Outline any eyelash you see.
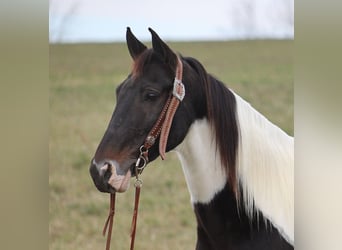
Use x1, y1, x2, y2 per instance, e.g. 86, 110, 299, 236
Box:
144, 91, 160, 101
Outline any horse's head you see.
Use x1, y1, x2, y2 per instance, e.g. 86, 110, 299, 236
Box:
89, 28, 206, 193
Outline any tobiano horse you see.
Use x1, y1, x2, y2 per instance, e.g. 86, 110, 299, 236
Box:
90, 27, 294, 250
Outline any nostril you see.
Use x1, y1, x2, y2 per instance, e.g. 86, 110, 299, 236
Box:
100, 162, 112, 171
99, 162, 112, 177
104, 161, 112, 168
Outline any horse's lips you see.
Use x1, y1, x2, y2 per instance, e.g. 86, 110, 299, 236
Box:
107, 167, 131, 193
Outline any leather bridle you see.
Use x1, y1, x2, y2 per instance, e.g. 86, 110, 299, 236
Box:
102, 55, 185, 250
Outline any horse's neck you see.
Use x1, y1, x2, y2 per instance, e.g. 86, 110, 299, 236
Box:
191, 183, 293, 250
175, 93, 294, 245
175, 118, 227, 204
234, 93, 294, 244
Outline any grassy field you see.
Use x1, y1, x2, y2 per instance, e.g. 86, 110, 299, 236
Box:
49, 40, 293, 250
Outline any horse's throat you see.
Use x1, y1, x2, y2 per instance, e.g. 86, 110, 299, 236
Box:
175, 118, 227, 204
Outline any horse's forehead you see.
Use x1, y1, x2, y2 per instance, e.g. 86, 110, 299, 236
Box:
119, 74, 156, 93
122, 72, 170, 93
133, 59, 173, 79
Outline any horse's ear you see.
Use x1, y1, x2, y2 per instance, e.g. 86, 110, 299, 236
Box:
148, 27, 177, 71
126, 27, 147, 60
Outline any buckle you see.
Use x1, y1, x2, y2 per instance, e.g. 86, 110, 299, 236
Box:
172, 78, 185, 101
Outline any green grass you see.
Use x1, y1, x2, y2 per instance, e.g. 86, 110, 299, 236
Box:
49, 40, 293, 250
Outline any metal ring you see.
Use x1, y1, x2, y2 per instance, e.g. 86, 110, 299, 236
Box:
139, 145, 148, 154
135, 156, 147, 170
134, 179, 143, 188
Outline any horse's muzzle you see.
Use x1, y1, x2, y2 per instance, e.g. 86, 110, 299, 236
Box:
89, 159, 131, 193
89, 159, 114, 193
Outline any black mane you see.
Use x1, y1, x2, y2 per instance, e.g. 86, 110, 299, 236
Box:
184, 57, 239, 192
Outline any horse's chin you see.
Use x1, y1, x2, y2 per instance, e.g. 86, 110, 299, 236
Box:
108, 168, 132, 193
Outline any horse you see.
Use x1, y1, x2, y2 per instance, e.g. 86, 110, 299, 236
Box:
89, 27, 294, 250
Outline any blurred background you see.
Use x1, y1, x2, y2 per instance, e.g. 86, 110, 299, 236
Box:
49, 1, 293, 249
49, 0, 293, 43
4, 1, 342, 250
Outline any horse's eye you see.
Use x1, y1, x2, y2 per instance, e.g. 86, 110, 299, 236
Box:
144, 91, 160, 101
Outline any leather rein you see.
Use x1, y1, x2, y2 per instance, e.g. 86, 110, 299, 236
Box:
102, 56, 185, 250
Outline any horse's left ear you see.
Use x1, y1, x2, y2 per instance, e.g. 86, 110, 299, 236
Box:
148, 27, 177, 71
126, 27, 147, 60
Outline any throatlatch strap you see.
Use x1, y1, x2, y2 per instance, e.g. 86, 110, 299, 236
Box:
159, 57, 184, 159
159, 97, 181, 159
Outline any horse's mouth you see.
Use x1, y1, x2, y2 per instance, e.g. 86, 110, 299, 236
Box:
102, 164, 132, 193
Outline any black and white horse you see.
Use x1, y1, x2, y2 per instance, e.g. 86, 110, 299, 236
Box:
90, 28, 294, 250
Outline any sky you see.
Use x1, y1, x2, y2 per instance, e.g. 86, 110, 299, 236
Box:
49, 0, 294, 43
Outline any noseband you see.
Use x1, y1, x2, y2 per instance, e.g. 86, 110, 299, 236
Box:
102, 56, 185, 250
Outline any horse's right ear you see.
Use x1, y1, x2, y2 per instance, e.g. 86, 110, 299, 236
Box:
126, 27, 147, 60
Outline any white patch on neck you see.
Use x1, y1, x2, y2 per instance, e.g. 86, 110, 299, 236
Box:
174, 93, 294, 245
234, 93, 294, 244
174, 119, 227, 204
